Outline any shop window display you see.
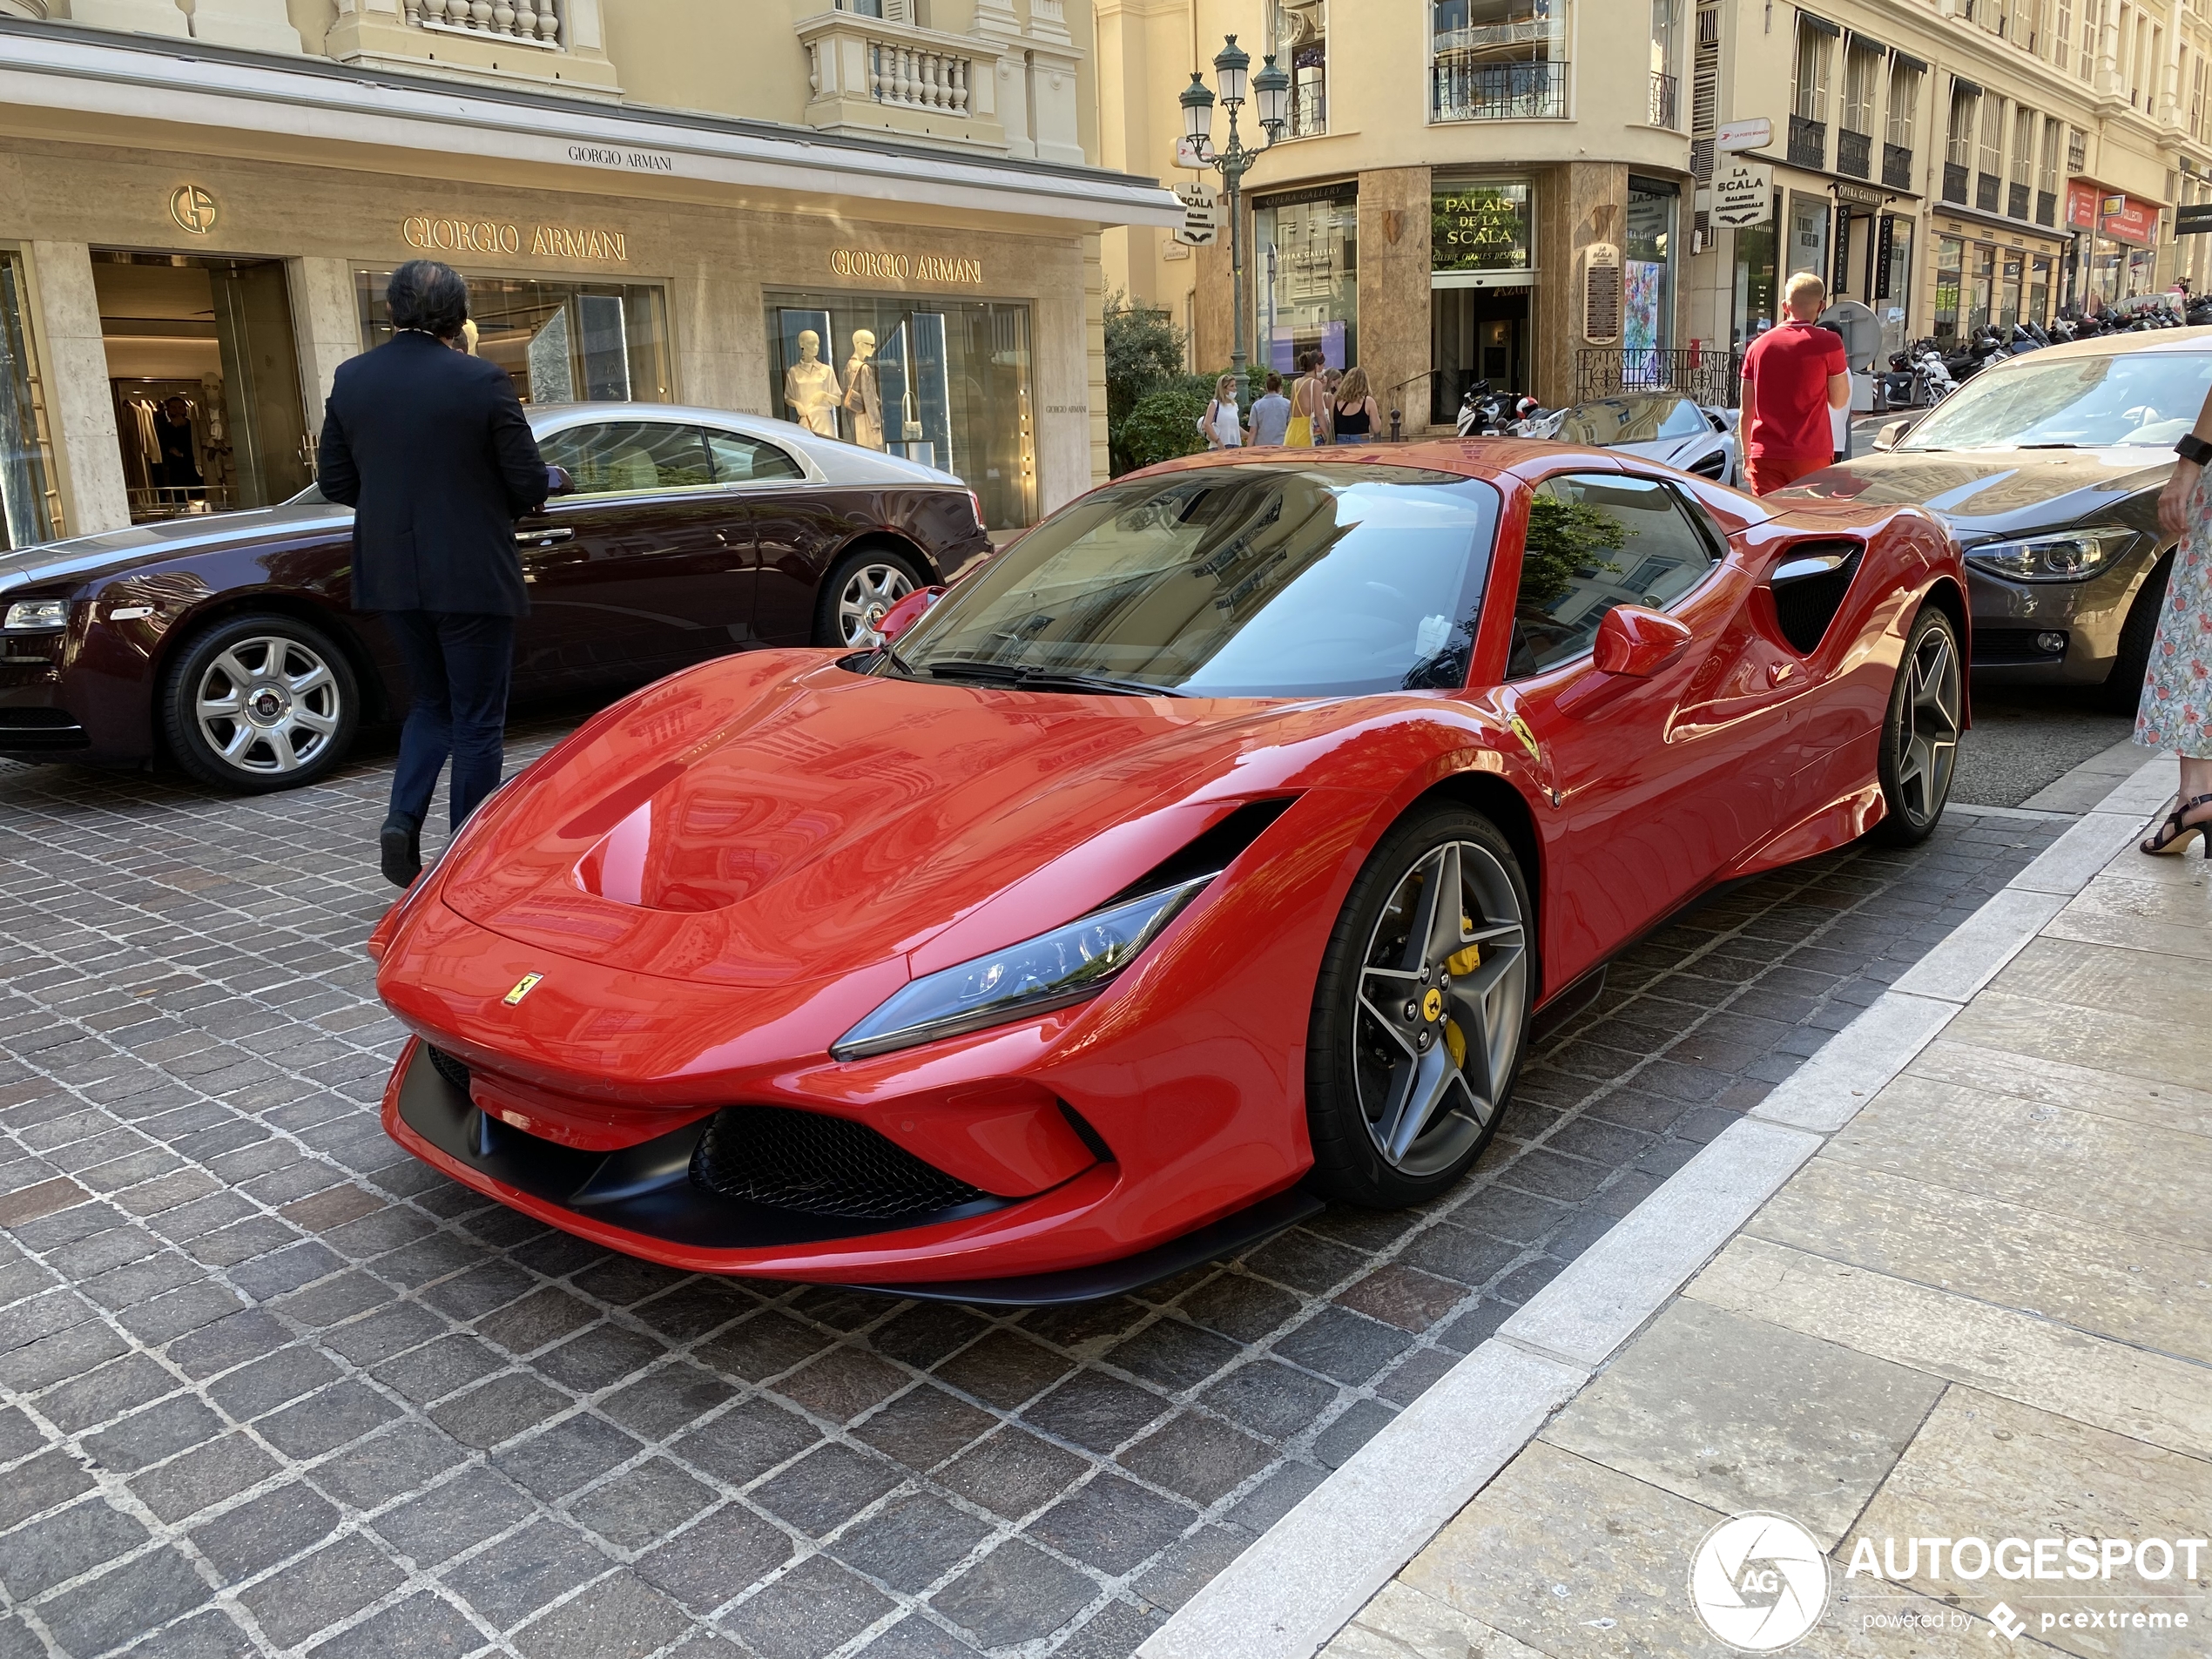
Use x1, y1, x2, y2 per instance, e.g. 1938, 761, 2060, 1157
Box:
767, 293, 1035, 529
1624, 178, 1678, 378
1932, 235, 1964, 347
1256, 185, 1358, 374
355, 272, 672, 405
1732, 216, 1778, 347
0, 249, 60, 549
98, 251, 308, 524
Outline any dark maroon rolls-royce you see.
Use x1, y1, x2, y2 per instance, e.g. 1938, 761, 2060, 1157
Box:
0, 404, 989, 791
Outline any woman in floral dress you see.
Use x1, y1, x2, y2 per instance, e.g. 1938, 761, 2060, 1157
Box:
2141, 428, 2212, 854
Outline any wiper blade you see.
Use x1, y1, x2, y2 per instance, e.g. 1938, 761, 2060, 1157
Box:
2014, 442, 2080, 448
923, 661, 1188, 698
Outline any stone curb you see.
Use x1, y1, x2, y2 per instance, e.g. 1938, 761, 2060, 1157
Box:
1136, 752, 2170, 1659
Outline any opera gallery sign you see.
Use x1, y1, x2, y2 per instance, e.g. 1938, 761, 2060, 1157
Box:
1711, 160, 1774, 229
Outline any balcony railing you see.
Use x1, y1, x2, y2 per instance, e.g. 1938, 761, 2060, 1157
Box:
1288, 91, 1326, 138
1942, 159, 1969, 202
2036, 188, 2058, 226
1976, 171, 2001, 212
407, 0, 563, 46
1837, 128, 1871, 179
1649, 71, 1677, 129
1788, 114, 1826, 169
865, 42, 972, 112
1883, 142, 1913, 190
2007, 180, 2030, 219
1433, 60, 1568, 123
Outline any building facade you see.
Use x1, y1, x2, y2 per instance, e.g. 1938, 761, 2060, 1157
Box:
1097, 0, 2212, 437
0, 2, 1178, 550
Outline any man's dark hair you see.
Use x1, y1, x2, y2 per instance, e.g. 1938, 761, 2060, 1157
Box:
387, 260, 469, 340
1264, 372, 1283, 391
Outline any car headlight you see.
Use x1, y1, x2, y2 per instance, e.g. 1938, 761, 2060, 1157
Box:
3, 598, 67, 631
833, 876, 1211, 1061
1963, 528, 2139, 583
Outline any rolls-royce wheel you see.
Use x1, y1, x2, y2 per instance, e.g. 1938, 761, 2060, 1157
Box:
1305, 806, 1533, 1209
160, 612, 360, 792
816, 548, 927, 649
1871, 605, 1962, 846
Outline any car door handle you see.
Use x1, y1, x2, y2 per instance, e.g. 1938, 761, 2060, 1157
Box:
516, 528, 574, 545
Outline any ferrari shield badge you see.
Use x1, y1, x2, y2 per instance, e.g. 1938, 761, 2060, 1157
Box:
502, 973, 543, 1007
1507, 714, 1541, 764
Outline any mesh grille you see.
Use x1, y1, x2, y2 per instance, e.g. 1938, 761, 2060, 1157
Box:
427, 1047, 473, 1093
1771, 544, 1864, 655
690, 1106, 992, 1221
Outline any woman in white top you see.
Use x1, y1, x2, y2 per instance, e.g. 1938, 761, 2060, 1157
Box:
1200, 375, 1244, 448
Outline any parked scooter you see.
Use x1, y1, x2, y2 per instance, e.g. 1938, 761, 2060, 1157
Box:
1455, 380, 1513, 437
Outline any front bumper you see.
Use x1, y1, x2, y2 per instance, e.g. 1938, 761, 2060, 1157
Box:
381, 1038, 1314, 1300
1964, 551, 2151, 685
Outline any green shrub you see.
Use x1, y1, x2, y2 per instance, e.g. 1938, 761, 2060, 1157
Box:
1119, 374, 1222, 472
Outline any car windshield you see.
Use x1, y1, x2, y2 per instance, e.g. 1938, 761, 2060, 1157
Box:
1551, 396, 1714, 444
1899, 347, 2212, 450
885, 464, 1499, 698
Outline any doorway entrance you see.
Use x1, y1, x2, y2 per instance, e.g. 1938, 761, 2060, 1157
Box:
1432, 286, 1531, 424
94, 252, 308, 524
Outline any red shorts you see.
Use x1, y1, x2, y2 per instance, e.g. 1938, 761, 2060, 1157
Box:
1744, 454, 1832, 496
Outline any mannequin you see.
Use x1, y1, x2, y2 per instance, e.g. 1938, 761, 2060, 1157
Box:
843, 329, 885, 449
783, 330, 844, 437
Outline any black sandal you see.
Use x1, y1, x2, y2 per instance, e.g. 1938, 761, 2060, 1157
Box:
2141, 792, 2212, 858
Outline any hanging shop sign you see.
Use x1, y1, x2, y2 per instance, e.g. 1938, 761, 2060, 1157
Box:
827, 248, 986, 284
1716, 118, 1773, 153
2175, 203, 2212, 237
1710, 161, 1773, 228
401, 217, 631, 261
1172, 184, 1223, 247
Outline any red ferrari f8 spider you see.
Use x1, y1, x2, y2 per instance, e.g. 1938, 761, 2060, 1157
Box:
370, 442, 1966, 1302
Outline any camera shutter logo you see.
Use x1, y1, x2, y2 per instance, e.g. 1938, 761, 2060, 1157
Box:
1689, 1513, 1830, 1651
170, 185, 218, 237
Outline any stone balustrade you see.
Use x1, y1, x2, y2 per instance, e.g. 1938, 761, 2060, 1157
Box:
406, 0, 562, 48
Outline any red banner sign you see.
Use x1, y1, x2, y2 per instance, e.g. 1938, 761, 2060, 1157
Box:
2102, 195, 2161, 246
2067, 181, 2099, 229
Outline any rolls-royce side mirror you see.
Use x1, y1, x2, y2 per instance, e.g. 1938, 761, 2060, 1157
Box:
545, 465, 576, 496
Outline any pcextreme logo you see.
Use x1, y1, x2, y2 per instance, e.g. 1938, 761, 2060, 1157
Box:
1689, 1513, 1830, 1651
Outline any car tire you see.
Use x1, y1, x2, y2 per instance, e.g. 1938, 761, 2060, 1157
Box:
1305, 805, 1534, 1209
160, 612, 361, 793
2098, 550, 2171, 715
815, 547, 927, 649
1870, 605, 1963, 846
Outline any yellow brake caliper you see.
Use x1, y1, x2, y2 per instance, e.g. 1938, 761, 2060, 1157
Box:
1444, 916, 1478, 1068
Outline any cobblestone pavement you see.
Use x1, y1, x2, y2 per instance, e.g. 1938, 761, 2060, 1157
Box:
0, 732, 2063, 1659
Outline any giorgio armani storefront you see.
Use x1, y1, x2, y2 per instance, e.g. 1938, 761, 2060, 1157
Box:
0, 26, 1177, 547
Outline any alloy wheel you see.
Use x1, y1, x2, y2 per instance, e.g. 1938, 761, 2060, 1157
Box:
1353, 840, 1529, 1177
836, 563, 916, 647
192, 634, 344, 778
1894, 624, 1961, 824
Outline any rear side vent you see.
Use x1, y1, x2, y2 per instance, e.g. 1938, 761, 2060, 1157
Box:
1769, 541, 1864, 656
690, 1106, 994, 1221
1104, 797, 1298, 907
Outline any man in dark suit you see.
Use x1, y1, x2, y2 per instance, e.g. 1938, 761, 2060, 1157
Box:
317, 260, 549, 887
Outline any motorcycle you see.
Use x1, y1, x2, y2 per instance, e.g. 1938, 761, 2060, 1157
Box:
1455, 380, 1513, 438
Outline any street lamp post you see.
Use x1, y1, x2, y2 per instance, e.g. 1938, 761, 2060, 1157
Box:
1181, 36, 1290, 419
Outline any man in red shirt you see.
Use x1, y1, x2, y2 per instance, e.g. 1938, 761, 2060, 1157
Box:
1739, 273, 1851, 496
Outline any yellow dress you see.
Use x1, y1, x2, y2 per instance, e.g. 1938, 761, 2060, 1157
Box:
1285, 414, 1313, 448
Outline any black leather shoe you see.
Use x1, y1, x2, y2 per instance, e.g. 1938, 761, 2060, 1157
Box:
379, 814, 421, 888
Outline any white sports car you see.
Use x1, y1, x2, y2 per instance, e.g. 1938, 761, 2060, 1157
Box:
1527, 393, 1740, 488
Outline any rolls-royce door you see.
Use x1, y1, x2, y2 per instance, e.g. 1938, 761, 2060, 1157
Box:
701, 429, 806, 649
519, 421, 753, 688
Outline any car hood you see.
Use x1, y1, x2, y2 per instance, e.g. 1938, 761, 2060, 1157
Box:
434, 652, 1444, 990
0, 501, 351, 595
1773, 447, 2172, 537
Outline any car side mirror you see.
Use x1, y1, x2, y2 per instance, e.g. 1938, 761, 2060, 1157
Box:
545, 465, 575, 496
1593, 605, 1694, 678
875, 584, 948, 646
1870, 418, 1916, 452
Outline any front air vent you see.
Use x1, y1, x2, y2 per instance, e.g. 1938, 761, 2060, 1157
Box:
427, 1047, 473, 1093
1103, 797, 1298, 908
690, 1106, 995, 1221
1769, 541, 1864, 656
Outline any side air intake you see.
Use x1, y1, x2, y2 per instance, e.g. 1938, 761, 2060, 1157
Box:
1769, 541, 1864, 656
